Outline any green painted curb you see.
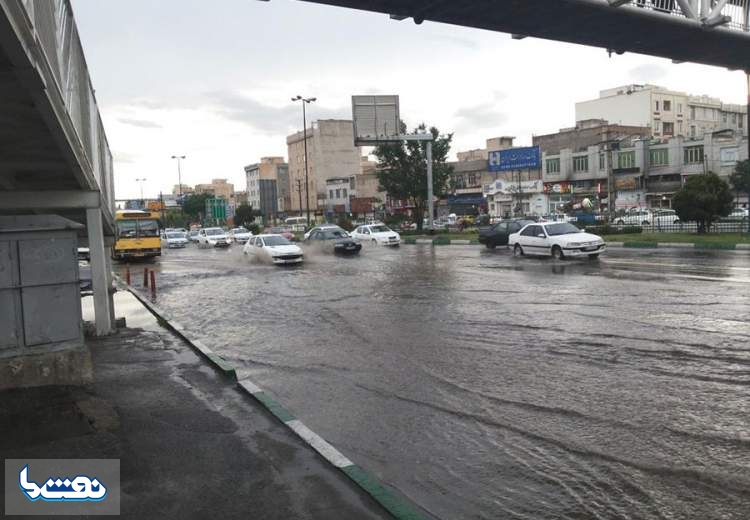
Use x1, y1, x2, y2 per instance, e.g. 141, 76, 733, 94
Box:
206, 353, 237, 378
253, 391, 296, 423
342, 465, 427, 520
694, 242, 737, 250
623, 241, 659, 248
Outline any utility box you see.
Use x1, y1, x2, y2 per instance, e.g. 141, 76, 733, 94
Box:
0, 215, 92, 389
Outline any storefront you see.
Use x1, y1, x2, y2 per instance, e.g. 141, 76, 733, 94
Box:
485, 179, 546, 218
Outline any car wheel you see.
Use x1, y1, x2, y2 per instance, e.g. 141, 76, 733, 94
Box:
588, 253, 599, 260
513, 244, 523, 257
551, 245, 564, 260
486, 242, 496, 249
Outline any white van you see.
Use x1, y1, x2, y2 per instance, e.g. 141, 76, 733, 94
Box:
284, 216, 308, 232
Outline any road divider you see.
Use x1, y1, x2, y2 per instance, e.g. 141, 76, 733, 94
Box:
113, 273, 428, 520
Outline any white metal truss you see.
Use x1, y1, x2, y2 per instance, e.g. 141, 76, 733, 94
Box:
608, 0, 749, 31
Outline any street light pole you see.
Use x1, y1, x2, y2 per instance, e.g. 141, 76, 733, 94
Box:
171, 155, 186, 210
136, 178, 146, 205
292, 96, 316, 226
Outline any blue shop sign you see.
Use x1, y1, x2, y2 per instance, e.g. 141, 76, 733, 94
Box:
488, 146, 541, 172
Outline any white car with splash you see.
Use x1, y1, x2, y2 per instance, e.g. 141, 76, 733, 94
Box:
243, 234, 304, 265
350, 223, 401, 246
197, 227, 231, 248
509, 222, 606, 260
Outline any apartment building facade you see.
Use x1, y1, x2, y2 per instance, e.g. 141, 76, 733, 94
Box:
286, 120, 361, 214
575, 84, 746, 140
244, 157, 287, 222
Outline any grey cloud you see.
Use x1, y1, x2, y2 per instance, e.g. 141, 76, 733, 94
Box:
118, 117, 162, 128
113, 151, 137, 163
454, 99, 507, 130
426, 34, 478, 50
207, 91, 349, 134
629, 63, 667, 81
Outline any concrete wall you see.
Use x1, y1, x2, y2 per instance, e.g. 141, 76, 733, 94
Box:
575, 89, 652, 127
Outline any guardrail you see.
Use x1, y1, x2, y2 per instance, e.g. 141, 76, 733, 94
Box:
16, 0, 115, 215
588, 220, 749, 233
620, 0, 749, 32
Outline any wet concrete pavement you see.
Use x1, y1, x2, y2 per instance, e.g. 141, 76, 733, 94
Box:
2, 291, 392, 520
119, 243, 750, 519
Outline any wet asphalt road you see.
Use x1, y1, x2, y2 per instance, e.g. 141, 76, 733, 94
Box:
117, 243, 750, 520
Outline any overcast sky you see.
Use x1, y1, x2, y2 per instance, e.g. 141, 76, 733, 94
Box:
72, 0, 748, 200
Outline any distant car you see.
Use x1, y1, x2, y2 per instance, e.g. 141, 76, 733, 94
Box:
478, 219, 535, 249
187, 229, 201, 243
509, 222, 606, 260
229, 227, 253, 244
197, 227, 231, 248
162, 231, 189, 248
304, 225, 361, 255
243, 234, 303, 265
79, 260, 92, 294
265, 226, 295, 241
722, 208, 749, 221
616, 208, 680, 226
350, 224, 400, 246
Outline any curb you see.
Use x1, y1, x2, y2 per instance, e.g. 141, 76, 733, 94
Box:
114, 275, 428, 520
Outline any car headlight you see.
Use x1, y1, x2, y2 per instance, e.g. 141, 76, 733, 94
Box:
568, 242, 581, 247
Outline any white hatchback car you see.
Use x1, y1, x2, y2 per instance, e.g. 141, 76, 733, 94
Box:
197, 227, 231, 248
509, 222, 606, 260
243, 234, 303, 265
229, 227, 253, 244
350, 224, 401, 246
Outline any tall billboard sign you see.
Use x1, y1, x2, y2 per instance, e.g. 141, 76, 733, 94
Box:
488, 146, 541, 172
352, 95, 400, 146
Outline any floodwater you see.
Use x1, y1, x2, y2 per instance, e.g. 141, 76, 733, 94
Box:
116, 243, 750, 519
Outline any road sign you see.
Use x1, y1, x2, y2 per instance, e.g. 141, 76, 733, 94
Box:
352, 95, 400, 146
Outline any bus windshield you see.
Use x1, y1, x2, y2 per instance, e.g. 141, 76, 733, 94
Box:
117, 219, 159, 238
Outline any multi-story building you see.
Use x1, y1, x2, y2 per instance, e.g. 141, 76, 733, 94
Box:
533, 119, 650, 155
541, 129, 748, 211
194, 179, 234, 200
172, 184, 194, 196
286, 120, 361, 214
575, 85, 746, 140
244, 157, 287, 223
325, 177, 355, 213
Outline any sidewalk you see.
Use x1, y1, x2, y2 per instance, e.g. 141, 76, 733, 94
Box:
0, 293, 392, 519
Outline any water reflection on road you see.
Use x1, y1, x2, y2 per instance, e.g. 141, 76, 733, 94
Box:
117, 244, 750, 520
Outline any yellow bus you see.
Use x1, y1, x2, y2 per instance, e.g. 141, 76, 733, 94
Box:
112, 209, 162, 260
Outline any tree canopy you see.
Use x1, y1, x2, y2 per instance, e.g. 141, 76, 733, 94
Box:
730, 159, 750, 197
372, 123, 453, 231
233, 203, 257, 227
672, 172, 733, 233
181, 193, 212, 222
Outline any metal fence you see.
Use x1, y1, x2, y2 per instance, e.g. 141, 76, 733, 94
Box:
621, 0, 749, 31
17, 0, 115, 215
601, 220, 750, 233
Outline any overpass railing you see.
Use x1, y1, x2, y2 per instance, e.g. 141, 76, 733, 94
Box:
616, 0, 749, 31
17, 0, 115, 216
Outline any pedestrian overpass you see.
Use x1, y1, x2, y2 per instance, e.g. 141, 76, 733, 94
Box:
297, 0, 750, 71
0, 0, 115, 339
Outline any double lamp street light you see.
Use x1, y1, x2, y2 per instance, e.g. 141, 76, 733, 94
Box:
292, 95, 315, 226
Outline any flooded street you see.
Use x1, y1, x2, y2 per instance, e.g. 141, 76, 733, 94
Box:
117, 244, 750, 519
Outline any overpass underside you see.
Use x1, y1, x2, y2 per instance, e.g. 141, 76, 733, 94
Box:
300, 0, 750, 71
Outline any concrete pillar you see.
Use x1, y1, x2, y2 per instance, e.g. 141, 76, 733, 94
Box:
103, 238, 116, 328
86, 208, 113, 336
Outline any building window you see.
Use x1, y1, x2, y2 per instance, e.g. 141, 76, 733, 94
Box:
618, 151, 635, 169
342, 188, 347, 198
664, 100, 671, 111
599, 153, 605, 171
649, 148, 669, 166
678, 103, 682, 113
468, 173, 477, 185
732, 113, 737, 124
662, 122, 674, 135
723, 112, 728, 123
329, 190, 334, 199
335, 189, 341, 199
572, 155, 588, 173
690, 125, 696, 138
739, 116, 743, 129
690, 106, 696, 119
684, 146, 704, 164
655, 100, 660, 111
654, 120, 660, 133
350, 177, 355, 189
546, 158, 560, 174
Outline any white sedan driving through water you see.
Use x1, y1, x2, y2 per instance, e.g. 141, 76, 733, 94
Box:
509, 222, 606, 260
350, 223, 401, 246
243, 234, 304, 265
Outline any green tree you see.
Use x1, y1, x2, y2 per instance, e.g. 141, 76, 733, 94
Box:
181, 193, 212, 222
373, 123, 453, 232
672, 172, 733, 233
234, 203, 257, 227
729, 159, 750, 201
